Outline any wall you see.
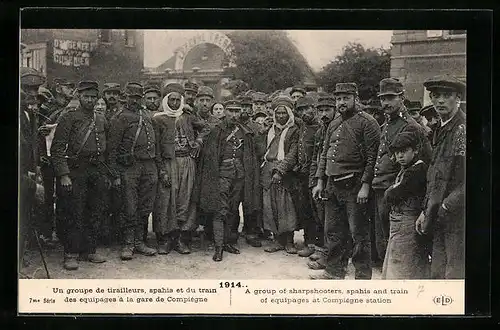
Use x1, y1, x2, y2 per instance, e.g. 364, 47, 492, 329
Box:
21, 29, 144, 89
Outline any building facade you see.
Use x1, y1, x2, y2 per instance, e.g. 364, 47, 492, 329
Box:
390, 30, 466, 109
20, 29, 144, 89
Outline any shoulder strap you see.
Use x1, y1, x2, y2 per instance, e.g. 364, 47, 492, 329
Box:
75, 111, 96, 157
130, 110, 143, 157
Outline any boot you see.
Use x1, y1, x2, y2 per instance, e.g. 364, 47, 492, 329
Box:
134, 226, 157, 256
175, 238, 191, 254
63, 253, 79, 270
246, 234, 262, 247
298, 245, 315, 257
223, 243, 240, 254
309, 271, 341, 280
285, 243, 298, 254
121, 228, 135, 260
309, 251, 323, 261
307, 259, 326, 270
120, 245, 134, 260
79, 252, 107, 263
156, 233, 172, 255
264, 240, 284, 253
213, 246, 223, 262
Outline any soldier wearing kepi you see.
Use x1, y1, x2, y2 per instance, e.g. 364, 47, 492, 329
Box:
143, 81, 162, 116
194, 99, 261, 262
252, 92, 268, 115
102, 83, 121, 121
108, 82, 158, 260
371, 78, 432, 269
311, 83, 381, 280
416, 75, 466, 279
291, 95, 320, 257
307, 95, 337, 270
50, 81, 110, 270
183, 80, 199, 113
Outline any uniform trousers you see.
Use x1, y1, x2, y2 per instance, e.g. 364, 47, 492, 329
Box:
120, 159, 158, 245
61, 161, 107, 255
324, 174, 372, 279
373, 188, 390, 265
292, 173, 320, 246
39, 162, 56, 238
213, 177, 244, 247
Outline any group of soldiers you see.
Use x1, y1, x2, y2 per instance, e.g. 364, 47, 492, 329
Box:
19, 66, 465, 280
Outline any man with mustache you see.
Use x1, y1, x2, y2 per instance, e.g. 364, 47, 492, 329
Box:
311, 83, 381, 280
371, 78, 432, 270
102, 83, 121, 122
307, 94, 337, 270
108, 82, 158, 260
416, 75, 466, 279
184, 81, 199, 114
143, 81, 162, 115
291, 95, 321, 258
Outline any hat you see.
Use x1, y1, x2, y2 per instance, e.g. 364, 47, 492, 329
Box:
296, 95, 315, 108
420, 104, 438, 118
124, 82, 143, 97
197, 86, 214, 98
102, 83, 121, 93
184, 81, 199, 93
252, 92, 267, 103
316, 98, 336, 108
271, 94, 294, 110
224, 99, 242, 110
38, 86, 54, 101
389, 131, 418, 153
423, 75, 466, 95
239, 95, 253, 106
53, 78, 75, 88
377, 78, 404, 97
20, 67, 46, 87
143, 81, 161, 95
333, 83, 358, 95
76, 80, 99, 92
161, 83, 184, 97
406, 100, 422, 112
290, 86, 306, 95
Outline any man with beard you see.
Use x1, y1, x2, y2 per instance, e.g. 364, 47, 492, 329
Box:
252, 92, 268, 115
416, 75, 466, 279
291, 95, 321, 257
143, 82, 162, 115
371, 78, 432, 269
194, 99, 261, 262
108, 82, 158, 260
184, 81, 199, 113
153, 83, 201, 255
306, 95, 337, 270
50, 81, 110, 270
102, 83, 121, 121
311, 83, 381, 280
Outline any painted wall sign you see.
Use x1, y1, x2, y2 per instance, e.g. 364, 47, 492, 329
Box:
53, 39, 98, 67
174, 32, 235, 71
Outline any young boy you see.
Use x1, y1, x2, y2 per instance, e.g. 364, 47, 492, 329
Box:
382, 132, 430, 279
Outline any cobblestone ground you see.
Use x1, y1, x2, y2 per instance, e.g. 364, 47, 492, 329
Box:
20, 226, 382, 280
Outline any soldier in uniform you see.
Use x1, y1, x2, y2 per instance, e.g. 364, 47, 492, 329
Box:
420, 104, 440, 141
307, 95, 337, 270
50, 81, 110, 270
252, 92, 268, 115
407, 100, 432, 139
290, 86, 307, 104
101, 83, 121, 121
184, 81, 199, 112
311, 83, 381, 280
194, 99, 261, 261
416, 75, 466, 279
291, 95, 321, 257
107, 82, 158, 260
143, 82, 162, 116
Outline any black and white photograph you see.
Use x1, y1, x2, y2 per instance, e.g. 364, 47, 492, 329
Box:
18, 27, 467, 284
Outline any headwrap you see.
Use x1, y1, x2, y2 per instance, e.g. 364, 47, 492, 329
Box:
265, 105, 295, 161
155, 92, 185, 118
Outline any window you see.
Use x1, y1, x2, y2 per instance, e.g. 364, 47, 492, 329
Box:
426, 30, 443, 38
124, 30, 136, 47
100, 29, 111, 43
449, 30, 466, 35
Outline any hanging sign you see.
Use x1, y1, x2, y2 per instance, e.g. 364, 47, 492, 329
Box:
53, 39, 98, 67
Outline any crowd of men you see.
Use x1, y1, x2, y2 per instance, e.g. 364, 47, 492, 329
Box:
19, 66, 465, 280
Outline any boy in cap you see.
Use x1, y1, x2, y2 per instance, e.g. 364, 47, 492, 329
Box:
107, 82, 158, 260
371, 78, 432, 270
311, 82, 381, 280
382, 131, 430, 279
50, 81, 110, 270
416, 75, 466, 279
194, 99, 261, 262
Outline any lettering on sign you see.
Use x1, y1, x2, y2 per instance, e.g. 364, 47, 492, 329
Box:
53, 39, 98, 67
176, 32, 233, 60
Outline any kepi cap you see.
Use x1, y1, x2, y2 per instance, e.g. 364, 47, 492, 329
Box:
197, 86, 214, 98
296, 95, 315, 108
102, 83, 121, 93
252, 92, 267, 103
124, 82, 143, 97
224, 99, 242, 110
20, 67, 46, 87
377, 78, 404, 97
77, 80, 99, 92
184, 81, 199, 93
143, 81, 161, 95
333, 83, 358, 95
406, 100, 422, 112
53, 78, 75, 88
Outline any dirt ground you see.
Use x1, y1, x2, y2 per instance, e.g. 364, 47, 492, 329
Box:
20, 222, 382, 280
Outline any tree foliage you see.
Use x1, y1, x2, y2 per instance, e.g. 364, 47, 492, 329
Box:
224, 31, 313, 94
317, 42, 391, 101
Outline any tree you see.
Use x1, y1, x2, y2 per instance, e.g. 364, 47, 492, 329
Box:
224, 31, 314, 93
317, 42, 391, 101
